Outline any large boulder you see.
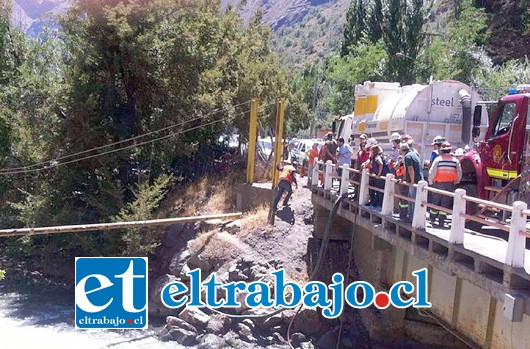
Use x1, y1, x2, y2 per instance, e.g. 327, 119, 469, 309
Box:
291, 332, 308, 348
300, 342, 315, 349
236, 322, 256, 343
316, 329, 339, 349
149, 274, 184, 317
205, 314, 230, 334
179, 307, 210, 330
253, 310, 283, 331
168, 328, 198, 346
169, 249, 190, 275
197, 333, 227, 349
224, 219, 242, 234
166, 316, 197, 333
282, 307, 325, 336
188, 253, 212, 273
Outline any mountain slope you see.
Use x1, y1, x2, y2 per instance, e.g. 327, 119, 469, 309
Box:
221, 0, 350, 67
11, 0, 530, 67
11, 0, 69, 36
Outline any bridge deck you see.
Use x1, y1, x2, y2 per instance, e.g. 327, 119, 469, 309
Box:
312, 184, 530, 295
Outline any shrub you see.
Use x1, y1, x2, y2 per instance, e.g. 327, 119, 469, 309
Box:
113, 174, 174, 256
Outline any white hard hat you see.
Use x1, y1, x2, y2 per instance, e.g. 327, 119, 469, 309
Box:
390, 132, 401, 142
366, 137, 378, 148
454, 148, 464, 157
432, 135, 445, 145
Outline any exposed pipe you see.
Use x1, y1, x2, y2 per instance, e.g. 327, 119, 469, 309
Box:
459, 89, 472, 144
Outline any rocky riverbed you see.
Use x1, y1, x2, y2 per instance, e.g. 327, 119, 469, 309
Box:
0, 180, 377, 349
147, 181, 372, 348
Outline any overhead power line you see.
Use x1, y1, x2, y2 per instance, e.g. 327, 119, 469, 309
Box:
0, 112, 239, 175
0, 99, 252, 174
0, 103, 274, 175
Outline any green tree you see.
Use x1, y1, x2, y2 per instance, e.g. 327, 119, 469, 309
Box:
341, 0, 366, 57
366, 0, 384, 43
1, 0, 298, 274
383, 0, 430, 84
422, 0, 488, 84
341, 0, 430, 84
474, 59, 530, 100
325, 41, 388, 115
113, 174, 173, 256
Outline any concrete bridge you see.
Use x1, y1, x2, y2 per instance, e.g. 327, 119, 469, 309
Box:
311, 161, 530, 349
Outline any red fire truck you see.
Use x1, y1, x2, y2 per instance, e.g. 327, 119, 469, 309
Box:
461, 84, 530, 206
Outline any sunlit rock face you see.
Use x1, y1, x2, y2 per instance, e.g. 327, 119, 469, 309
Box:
12, 0, 70, 36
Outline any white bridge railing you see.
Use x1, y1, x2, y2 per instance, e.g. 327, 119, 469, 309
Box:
313, 160, 529, 269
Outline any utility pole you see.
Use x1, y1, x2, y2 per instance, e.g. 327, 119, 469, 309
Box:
309, 68, 322, 138
421, 31, 443, 68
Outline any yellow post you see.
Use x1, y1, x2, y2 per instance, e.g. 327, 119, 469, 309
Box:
246, 98, 259, 184
269, 99, 286, 224
272, 99, 286, 189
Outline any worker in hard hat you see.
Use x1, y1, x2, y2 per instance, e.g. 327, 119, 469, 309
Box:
428, 142, 462, 228
273, 160, 298, 211
361, 137, 377, 169
399, 142, 423, 222
454, 147, 464, 159
429, 135, 446, 168
401, 134, 420, 156
394, 154, 407, 219
389, 132, 401, 174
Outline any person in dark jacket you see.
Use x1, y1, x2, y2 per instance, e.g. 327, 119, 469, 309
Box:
399, 142, 423, 222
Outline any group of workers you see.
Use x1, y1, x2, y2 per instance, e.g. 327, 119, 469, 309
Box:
273, 131, 464, 228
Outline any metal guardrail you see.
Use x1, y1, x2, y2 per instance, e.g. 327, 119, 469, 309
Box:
312, 160, 530, 269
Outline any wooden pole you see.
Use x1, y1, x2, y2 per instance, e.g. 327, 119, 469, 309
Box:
268, 99, 286, 225
0, 212, 242, 238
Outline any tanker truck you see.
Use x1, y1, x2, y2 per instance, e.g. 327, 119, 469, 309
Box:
338, 80, 530, 209
339, 80, 488, 163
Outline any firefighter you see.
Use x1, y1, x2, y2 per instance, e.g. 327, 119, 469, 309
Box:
273, 161, 298, 211
429, 135, 445, 168
428, 142, 462, 227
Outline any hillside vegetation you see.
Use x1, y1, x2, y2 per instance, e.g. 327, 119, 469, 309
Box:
0, 0, 307, 273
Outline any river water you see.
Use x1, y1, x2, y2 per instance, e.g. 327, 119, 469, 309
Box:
0, 290, 180, 349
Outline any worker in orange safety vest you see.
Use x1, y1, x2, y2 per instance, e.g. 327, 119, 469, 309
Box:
427, 142, 462, 227
273, 161, 298, 211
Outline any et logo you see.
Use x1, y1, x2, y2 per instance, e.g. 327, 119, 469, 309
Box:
75, 257, 148, 329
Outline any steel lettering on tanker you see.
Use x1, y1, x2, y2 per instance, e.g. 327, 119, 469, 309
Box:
432, 97, 455, 107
